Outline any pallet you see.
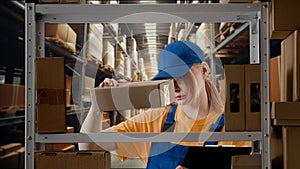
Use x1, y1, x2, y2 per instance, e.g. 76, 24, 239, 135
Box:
46, 37, 76, 54
0, 106, 25, 117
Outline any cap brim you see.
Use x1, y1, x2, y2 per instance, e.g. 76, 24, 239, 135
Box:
152, 63, 192, 80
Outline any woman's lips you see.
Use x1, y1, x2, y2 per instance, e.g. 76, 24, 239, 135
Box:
175, 95, 185, 100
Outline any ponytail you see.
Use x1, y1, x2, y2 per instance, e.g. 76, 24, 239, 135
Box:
205, 78, 224, 115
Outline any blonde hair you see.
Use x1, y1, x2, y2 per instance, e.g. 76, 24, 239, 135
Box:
195, 62, 224, 115
205, 78, 224, 115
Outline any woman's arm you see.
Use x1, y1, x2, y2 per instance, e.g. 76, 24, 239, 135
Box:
78, 78, 122, 150
78, 101, 117, 150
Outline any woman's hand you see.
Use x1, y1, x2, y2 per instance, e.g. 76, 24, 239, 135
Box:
175, 165, 188, 169
99, 78, 128, 87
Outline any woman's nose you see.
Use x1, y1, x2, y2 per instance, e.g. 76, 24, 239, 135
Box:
174, 80, 180, 93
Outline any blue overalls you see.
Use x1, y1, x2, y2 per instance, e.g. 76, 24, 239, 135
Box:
146, 104, 224, 169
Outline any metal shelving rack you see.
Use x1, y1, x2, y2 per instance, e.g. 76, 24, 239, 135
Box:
25, 2, 270, 168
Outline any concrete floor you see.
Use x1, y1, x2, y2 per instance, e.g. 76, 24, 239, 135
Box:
110, 151, 146, 169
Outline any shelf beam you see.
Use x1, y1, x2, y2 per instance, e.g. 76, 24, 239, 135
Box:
0, 115, 24, 127
36, 132, 262, 143
36, 3, 260, 23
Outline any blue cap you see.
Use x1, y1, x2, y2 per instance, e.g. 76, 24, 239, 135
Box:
152, 40, 205, 80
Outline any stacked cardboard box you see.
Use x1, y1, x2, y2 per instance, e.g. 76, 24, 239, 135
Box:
35, 151, 110, 169
224, 64, 261, 131
196, 23, 210, 55
0, 84, 25, 113
280, 31, 300, 102
45, 127, 75, 151
66, 76, 72, 106
269, 29, 300, 169
91, 80, 175, 111
45, 24, 77, 53
282, 127, 300, 169
271, 102, 300, 126
270, 56, 280, 102
115, 51, 124, 76
36, 57, 66, 133
270, 0, 300, 39
87, 24, 104, 61
271, 102, 300, 169
103, 40, 115, 69
231, 154, 261, 169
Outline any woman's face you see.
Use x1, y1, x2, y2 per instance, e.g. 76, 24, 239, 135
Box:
174, 63, 206, 105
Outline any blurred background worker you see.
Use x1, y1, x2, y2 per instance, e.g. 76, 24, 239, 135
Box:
79, 40, 250, 169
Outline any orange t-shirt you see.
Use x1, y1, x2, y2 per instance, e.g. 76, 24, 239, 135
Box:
108, 105, 250, 164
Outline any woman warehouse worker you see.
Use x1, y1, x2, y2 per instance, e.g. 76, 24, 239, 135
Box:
79, 40, 250, 169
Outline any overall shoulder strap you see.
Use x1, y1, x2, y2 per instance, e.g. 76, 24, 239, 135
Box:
163, 103, 178, 132
204, 113, 224, 146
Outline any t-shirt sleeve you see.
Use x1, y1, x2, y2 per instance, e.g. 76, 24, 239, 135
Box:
106, 107, 168, 164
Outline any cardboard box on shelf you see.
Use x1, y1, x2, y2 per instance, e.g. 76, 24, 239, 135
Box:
66, 76, 72, 91
282, 127, 300, 169
231, 154, 261, 169
290, 31, 300, 101
270, 126, 283, 169
103, 40, 115, 69
245, 64, 261, 131
91, 80, 175, 111
0, 84, 25, 109
270, 0, 300, 39
66, 25, 77, 53
36, 104, 66, 133
270, 56, 281, 102
86, 33, 103, 61
271, 102, 300, 126
45, 24, 68, 42
224, 64, 245, 131
66, 76, 72, 106
66, 89, 71, 106
280, 31, 300, 102
45, 126, 74, 151
45, 24, 77, 53
36, 58, 66, 133
35, 151, 110, 169
84, 76, 95, 102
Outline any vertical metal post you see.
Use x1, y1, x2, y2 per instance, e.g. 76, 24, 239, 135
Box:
261, 2, 271, 169
249, 17, 260, 64
208, 0, 216, 85
209, 22, 216, 85
36, 20, 46, 151
25, 3, 36, 169
37, 21, 45, 58
79, 23, 88, 124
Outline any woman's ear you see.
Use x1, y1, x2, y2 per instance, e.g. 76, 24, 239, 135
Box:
200, 62, 210, 78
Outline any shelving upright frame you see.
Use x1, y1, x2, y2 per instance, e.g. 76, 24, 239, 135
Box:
25, 2, 270, 169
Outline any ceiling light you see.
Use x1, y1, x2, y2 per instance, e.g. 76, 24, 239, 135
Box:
140, 0, 157, 4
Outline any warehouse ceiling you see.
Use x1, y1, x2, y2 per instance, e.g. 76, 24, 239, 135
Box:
1, 1, 282, 82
